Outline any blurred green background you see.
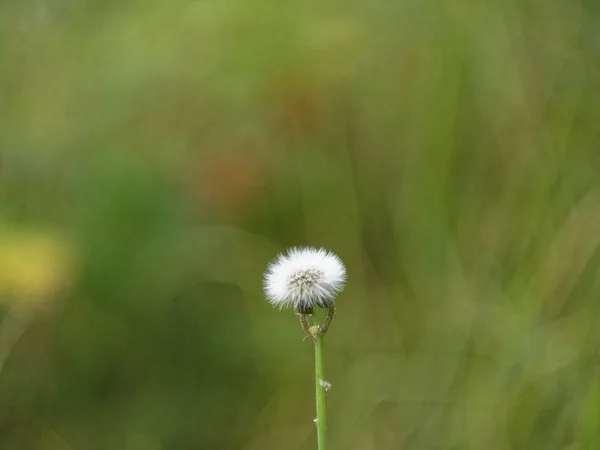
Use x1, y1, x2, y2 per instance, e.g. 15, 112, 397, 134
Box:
1, 0, 600, 448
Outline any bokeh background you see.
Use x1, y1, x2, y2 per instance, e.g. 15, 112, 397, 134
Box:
1, 0, 600, 449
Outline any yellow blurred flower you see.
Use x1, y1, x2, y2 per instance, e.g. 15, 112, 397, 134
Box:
0, 227, 75, 312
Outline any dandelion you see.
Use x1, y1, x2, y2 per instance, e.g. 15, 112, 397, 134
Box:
264, 246, 347, 450
264, 247, 346, 311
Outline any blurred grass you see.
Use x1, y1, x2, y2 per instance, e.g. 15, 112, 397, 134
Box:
1, 0, 600, 448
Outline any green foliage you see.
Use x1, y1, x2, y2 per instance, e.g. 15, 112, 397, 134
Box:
1, 0, 600, 448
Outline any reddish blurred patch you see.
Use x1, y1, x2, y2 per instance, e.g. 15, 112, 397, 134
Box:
269, 75, 328, 136
192, 141, 268, 216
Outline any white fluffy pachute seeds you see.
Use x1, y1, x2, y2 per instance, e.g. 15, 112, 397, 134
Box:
263, 247, 346, 311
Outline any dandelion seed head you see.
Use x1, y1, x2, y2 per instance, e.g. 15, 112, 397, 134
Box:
264, 247, 346, 311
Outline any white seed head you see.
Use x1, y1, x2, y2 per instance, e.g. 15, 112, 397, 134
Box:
264, 247, 346, 311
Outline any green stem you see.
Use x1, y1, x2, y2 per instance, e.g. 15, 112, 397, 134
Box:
315, 332, 327, 450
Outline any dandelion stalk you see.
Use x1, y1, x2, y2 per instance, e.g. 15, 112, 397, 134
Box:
313, 325, 327, 450
264, 248, 346, 450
